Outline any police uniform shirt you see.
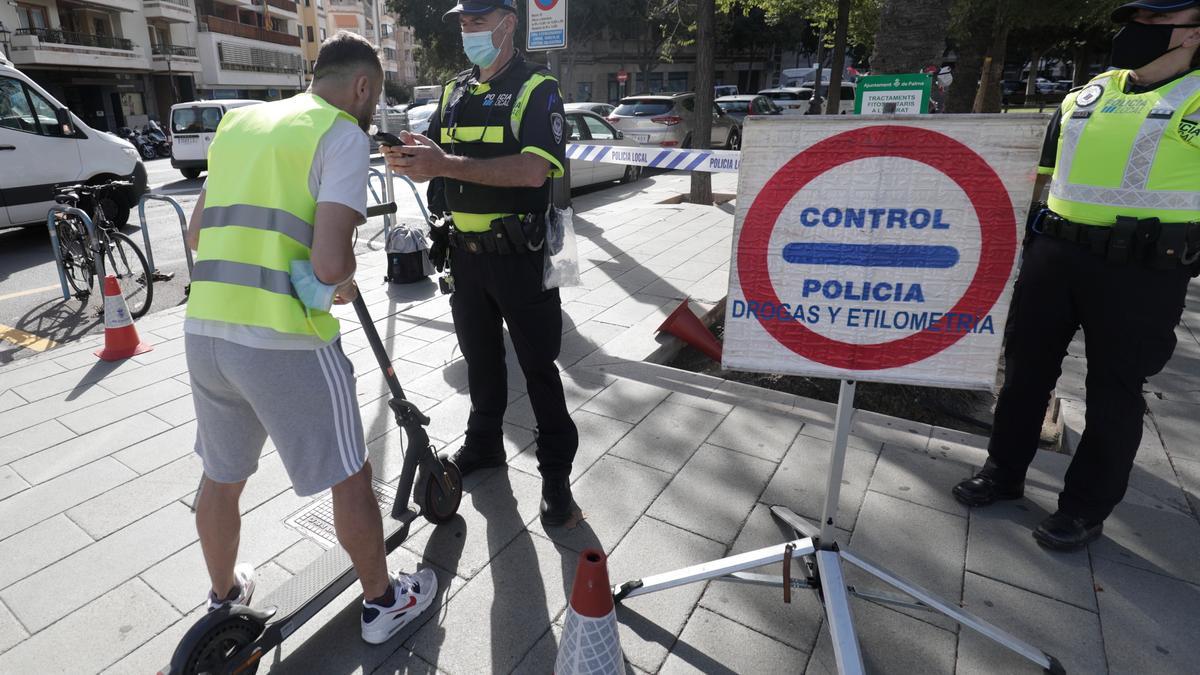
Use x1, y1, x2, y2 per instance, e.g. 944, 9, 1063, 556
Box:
1037, 68, 1200, 176
426, 55, 567, 232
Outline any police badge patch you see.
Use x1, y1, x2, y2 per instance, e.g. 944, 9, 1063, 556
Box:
551, 112, 564, 144
1076, 84, 1103, 107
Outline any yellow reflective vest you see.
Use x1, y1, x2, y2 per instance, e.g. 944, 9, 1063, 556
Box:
1049, 69, 1200, 226
186, 93, 356, 341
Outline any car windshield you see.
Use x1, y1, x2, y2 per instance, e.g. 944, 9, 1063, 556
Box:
613, 99, 675, 116
172, 107, 221, 134
718, 100, 750, 113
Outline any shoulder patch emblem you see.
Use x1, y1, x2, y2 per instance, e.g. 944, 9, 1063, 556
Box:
1076, 84, 1103, 108
551, 112, 564, 144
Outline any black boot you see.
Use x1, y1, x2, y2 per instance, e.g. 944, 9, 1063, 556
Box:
540, 476, 577, 527
446, 443, 506, 478
952, 473, 1024, 507
1033, 511, 1103, 552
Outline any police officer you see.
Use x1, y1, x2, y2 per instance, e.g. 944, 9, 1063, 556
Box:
953, 0, 1200, 551
384, 0, 579, 526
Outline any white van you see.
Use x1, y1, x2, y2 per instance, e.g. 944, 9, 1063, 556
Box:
0, 49, 147, 228
169, 100, 260, 180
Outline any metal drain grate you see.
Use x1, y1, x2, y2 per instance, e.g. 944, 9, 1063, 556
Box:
285, 478, 398, 548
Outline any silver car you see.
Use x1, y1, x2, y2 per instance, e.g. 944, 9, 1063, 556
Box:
566, 101, 615, 118
563, 109, 644, 187
606, 93, 739, 150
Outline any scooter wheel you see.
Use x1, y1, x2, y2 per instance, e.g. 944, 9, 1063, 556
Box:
418, 461, 463, 524
179, 615, 264, 675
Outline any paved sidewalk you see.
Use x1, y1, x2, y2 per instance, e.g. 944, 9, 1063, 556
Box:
1, 171, 1198, 674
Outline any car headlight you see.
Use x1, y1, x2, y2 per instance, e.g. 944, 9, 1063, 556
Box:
122, 147, 139, 161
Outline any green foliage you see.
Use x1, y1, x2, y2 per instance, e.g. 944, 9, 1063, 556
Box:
383, 80, 409, 105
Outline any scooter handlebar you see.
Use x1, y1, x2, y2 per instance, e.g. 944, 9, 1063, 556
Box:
366, 202, 397, 218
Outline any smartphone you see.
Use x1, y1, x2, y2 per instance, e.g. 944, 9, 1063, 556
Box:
374, 131, 405, 147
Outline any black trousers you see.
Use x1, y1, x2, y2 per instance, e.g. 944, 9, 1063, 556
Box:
449, 245, 578, 479
983, 234, 1191, 522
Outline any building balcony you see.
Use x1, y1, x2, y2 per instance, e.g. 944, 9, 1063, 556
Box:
199, 14, 301, 47
197, 29, 305, 88
150, 44, 202, 72
266, 0, 298, 13
143, 0, 195, 23
8, 28, 149, 70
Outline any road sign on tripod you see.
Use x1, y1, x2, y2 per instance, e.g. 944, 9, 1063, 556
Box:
724, 116, 1046, 390
613, 116, 1063, 675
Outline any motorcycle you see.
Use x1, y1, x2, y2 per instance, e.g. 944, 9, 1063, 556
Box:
116, 127, 158, 161
142, 120, 172, 159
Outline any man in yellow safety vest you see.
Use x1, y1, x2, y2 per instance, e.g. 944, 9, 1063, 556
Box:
183, 32, 436, 645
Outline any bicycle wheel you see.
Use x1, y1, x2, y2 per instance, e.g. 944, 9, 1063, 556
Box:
57, 218, 94, 297
101, 230, 153, 318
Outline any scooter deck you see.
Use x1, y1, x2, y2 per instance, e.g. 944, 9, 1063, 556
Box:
257, 508, 419, 642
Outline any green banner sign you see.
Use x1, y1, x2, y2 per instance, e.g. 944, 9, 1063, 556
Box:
854, 74, 932, 115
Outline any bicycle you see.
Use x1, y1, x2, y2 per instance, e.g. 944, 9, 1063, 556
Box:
52, 181, 153, 318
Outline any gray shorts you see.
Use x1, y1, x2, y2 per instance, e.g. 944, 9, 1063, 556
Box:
186, 333, 367, 497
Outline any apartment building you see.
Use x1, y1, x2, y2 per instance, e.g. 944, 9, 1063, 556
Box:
324, 1, 415, 91
193, 0, 304, 101
297, 0, 326, 86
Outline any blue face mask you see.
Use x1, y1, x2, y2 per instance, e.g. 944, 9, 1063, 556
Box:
462, 20, 506, 68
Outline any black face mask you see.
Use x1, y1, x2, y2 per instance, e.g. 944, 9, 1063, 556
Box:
1110, 21, 1200, 70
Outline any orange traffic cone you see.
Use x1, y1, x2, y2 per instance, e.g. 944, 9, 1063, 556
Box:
95, 275, 152, 361
556, 548, 625, 675
658, 298, 722, 362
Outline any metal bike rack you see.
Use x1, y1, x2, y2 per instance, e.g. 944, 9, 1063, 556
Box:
46, 205, 105, 300
138, 194, 189, 280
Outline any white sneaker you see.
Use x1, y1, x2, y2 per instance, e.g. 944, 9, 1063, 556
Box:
361, 569, 438, 644
206, 563, 256, 611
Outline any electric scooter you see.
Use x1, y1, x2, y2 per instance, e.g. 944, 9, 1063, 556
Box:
160, 203, 463, 674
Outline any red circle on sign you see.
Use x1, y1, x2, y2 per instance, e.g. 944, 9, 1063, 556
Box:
737, 125, 1016, 370
533, 0, 558, 9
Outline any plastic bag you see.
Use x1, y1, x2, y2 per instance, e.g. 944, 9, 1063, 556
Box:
543, 206, 580, 289
384, 223, 435, 283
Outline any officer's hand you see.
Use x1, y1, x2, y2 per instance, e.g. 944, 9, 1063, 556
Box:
386, 132, 447, 183
332, 279, 358, 305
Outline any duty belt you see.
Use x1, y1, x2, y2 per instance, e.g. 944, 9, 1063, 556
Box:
1034, 211, 1200, 271
449, 213, 545, 255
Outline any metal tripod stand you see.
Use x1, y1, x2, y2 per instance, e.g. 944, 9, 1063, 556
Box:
612, 380, 1065, 674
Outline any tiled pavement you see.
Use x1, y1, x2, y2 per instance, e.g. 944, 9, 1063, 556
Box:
1, 171, 1198, 674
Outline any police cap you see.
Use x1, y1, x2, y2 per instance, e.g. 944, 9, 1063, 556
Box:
1111, 0, 1200, 23
443, 0, 518, 23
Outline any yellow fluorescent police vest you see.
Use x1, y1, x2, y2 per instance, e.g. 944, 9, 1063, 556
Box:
1049, 69, 1200, 226
186, 93, 356, 341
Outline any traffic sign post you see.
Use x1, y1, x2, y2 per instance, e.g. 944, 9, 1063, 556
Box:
613, 115, 1065, 675
527, 0, 567, 51
854, 73, 933, 114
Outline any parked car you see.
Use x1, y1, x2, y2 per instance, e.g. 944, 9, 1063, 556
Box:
170, 99, 260, 180
566, 101, 615, 118
404, 102, 438, 137
563, 109, 643, 187
1, 50, 147, 228
714, 84, 739, 98
801, 82, 857, 114
715, 94, 783, 127
757, 87, 817, 113
605, 93, 738, 149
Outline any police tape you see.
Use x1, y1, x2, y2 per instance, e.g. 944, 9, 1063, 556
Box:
565, 144, 741, 173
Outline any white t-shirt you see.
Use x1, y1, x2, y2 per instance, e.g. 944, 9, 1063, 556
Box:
186, 119, 370, 350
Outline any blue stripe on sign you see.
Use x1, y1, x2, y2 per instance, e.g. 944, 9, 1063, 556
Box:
594, 146, 611, 162
684, 153, 710, 171
665, 151, 690, 170
782, 243, 960, 269
649, 150, 672, 168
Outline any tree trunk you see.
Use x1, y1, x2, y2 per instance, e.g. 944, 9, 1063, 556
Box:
870, 0, 954, 74
946, 0, 997, 113
825, 0, 852, 114
1072, 43, 1090, 87
975, 8, 1011, 113
690, 0, 715, 205
1024, 46, 1043, 99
